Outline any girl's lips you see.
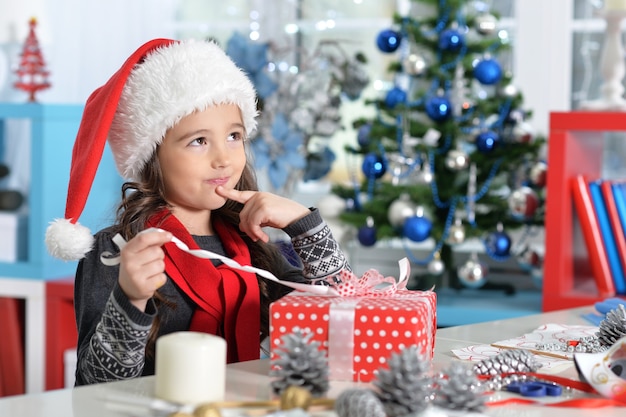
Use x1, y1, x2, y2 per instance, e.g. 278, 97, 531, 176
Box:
207, 177, 229, 186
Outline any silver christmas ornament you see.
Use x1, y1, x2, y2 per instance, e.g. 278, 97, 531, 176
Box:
415, 168, 434, 185
529, 160, 548, 187
597, 304, 626, 346
403, 52, 427, 76
427, 253, 445, 276
373, 345, 433, 417
270, 330, 330, 397
415, 158, 434, 184
512, 121, 534, 143
388, 193, 417, 228
475, 13, 497, 36
434, 362, 486, 412
457, 254, 488, 288
508, 186, 540, 218
446, 219, 466, 244
335, 388, 386, 417
499, 82, 518, 98
445, 149, 470, 171
516, 244, 542, 271
473, 349, 542, 377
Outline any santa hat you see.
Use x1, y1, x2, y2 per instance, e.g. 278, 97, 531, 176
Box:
45, 38, 258, 261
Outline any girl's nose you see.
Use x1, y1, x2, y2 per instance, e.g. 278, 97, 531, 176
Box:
210, 141, 231, 167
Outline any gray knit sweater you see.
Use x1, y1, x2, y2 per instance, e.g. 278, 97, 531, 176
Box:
73, 208, 349, 386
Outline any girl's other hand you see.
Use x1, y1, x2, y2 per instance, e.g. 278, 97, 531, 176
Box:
118, 230, 173, 311
216, 186, 310, 242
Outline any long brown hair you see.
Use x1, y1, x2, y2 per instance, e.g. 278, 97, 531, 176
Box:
111, 148, 292, 358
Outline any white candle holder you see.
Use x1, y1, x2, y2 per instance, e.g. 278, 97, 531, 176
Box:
580, 9, 626, 110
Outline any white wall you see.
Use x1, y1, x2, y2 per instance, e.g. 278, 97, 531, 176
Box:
0, 0, 178, 103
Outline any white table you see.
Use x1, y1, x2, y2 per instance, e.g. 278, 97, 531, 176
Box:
1, 306, 623, 417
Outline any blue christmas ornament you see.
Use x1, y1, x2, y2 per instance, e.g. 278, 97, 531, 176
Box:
486, 230, 512, 257
438, 28, 465, 51
475, 130, 500, 152
474, 58, 502, 85
403, 215, 433, 242
357, 217, 377, 247
376, 29, 402, 53
357, 123, 372, 148
385, 87, 407, 108
425, 95, 452, 121
362, 153, 387, 178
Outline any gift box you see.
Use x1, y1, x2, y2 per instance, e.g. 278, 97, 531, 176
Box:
269, 286, 436, 382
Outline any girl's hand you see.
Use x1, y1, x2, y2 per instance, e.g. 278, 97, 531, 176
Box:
118, 230, 173, 311
216, 186, 310, 242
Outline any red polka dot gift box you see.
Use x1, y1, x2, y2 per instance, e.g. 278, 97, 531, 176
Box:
269, 259, 437, 382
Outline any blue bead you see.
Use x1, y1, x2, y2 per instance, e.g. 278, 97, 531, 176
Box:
403, 215, 432, 242
358, 225, 377, 246
425, 95, 452, 121
438, 29, 465, 51
376, 29, 402, 53
475, 130, 500, 152
474, 58, 502, 85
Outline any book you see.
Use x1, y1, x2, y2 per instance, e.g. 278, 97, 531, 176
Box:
614, 182, 626, 241
570, 175, 615, 297
590, 180, 626, 294
603, 180, 626, 294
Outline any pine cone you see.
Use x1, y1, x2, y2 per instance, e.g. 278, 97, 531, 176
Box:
434, 361, 485, 412
373, 345, 432, 417
335, 388, 386, 417
473, 349, 541, 376
597, 304, 626, 346
270, 330, 329, 397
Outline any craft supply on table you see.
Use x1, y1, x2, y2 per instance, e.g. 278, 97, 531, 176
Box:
505, 380, 563, 397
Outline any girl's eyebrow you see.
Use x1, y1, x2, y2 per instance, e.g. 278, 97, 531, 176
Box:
176, 123, 246, 142
176, 129, 210, 142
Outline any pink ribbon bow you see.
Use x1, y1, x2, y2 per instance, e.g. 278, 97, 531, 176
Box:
333, 258, 410, 297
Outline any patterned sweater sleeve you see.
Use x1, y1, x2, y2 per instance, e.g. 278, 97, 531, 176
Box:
74, 230, 157, 386
282, 208, 351, 284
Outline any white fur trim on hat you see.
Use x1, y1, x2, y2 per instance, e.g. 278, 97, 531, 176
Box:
108, 39, 258, 180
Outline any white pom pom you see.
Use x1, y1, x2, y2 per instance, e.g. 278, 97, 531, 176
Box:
45, 218, 95, 261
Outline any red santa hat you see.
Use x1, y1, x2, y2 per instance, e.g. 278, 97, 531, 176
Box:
45, 38, 258, 261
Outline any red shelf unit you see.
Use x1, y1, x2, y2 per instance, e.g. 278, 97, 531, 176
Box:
543, 112, 626, 311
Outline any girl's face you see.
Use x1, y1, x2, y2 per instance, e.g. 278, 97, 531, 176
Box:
158, 103, 247, 218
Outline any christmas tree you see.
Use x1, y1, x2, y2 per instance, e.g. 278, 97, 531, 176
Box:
14, 18, 51, 102
332, 0, 546, 291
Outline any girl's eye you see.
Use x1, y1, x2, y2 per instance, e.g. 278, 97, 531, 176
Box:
227, 132, 244, 142
189, 137, 207, 147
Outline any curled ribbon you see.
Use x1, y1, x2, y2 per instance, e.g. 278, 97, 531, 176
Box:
100, 227, 338, 296
333, 257, 410, 297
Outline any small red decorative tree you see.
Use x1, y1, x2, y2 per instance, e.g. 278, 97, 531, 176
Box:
14, 18, 51, 102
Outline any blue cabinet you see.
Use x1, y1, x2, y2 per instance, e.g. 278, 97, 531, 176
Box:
0, 103, 121, 280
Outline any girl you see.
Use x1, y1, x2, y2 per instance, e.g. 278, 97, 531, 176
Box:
45, 39, 350, 386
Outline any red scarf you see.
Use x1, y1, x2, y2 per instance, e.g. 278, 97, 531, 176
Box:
147, 209, 260, 363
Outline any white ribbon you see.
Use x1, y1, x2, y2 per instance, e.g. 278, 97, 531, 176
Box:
99, 227, 339, 296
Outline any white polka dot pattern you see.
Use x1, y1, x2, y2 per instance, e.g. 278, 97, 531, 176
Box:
269, 290, 437, 382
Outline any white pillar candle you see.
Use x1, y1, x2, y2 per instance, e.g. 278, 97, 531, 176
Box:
154, 332, 227, 405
